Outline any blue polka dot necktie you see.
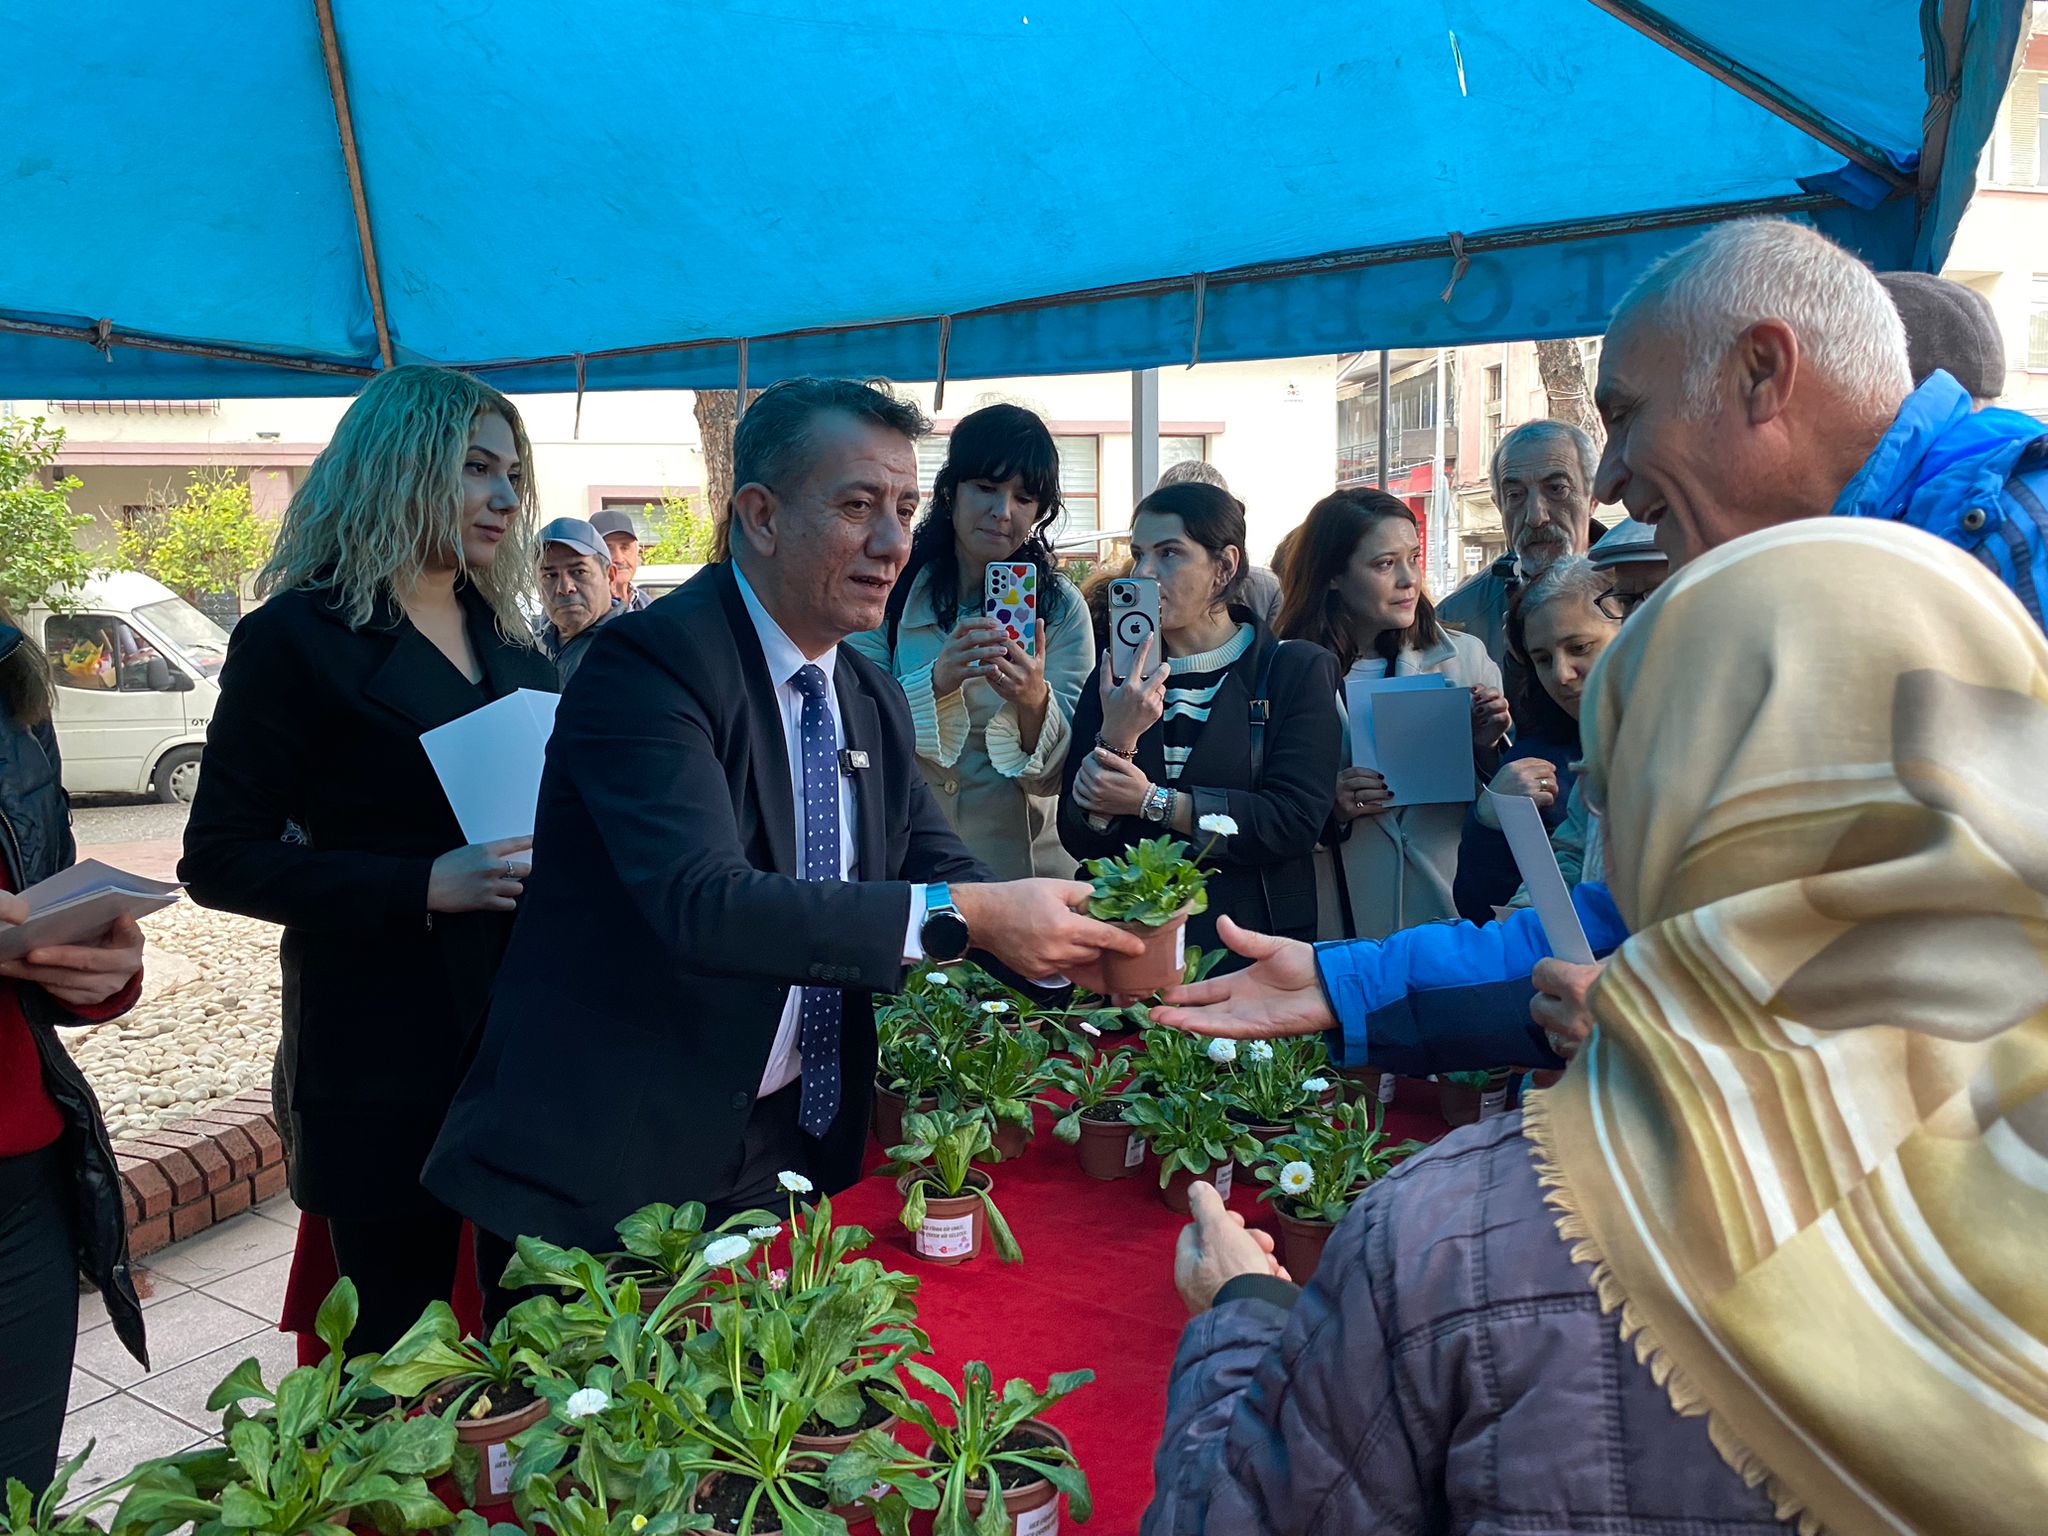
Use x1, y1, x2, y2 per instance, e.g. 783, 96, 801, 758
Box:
792, 663, 843, 1137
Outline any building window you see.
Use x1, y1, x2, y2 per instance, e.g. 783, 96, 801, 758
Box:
916, 433, 1099, 535
49, 400, 221, 416
1483, 364, 1505, 460
1160, 435, 1207, 472
2030, 276, 2048, 370
1055, 435, 1099, 536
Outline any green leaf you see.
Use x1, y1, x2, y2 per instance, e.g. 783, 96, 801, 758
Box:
1035, 1457, 1093, 1522
205, 1356, 276, 1414
217, 1483, 273, 1528
976, 1191, 1022, 1264
272, 1366, 329, 1441
378, 1414, 456, 1477
315, 1278, 359, 1361
224, 1419, 275, 1495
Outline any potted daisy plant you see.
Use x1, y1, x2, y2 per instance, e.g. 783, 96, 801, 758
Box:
1080, 816, 1237, 996
1254, 1096, 1425, 1282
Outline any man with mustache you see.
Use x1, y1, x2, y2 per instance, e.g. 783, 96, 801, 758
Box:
534, 517, 624, 685
1438, 419, 1608, 671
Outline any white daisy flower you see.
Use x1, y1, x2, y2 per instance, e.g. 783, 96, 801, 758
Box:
980, 1000, 1010, 1015
1301, 1076, 1330, 1094
928, 971, 953, 987
1197, 813, 1239, 838
701, 1235, 753, 1267
1077, 1020, 1102, 1037
747, 1225, 780, 1242
1245, 1040, 1274, 1063
1206, 1037, 1238, 1065
563, 1387, 610, 1420
1278, 1161, 1314, 1195
631, 1518, 649, 1532
777, 1170, 815, 1194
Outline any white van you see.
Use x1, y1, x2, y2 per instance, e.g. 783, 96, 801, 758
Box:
27, 572, 226, 804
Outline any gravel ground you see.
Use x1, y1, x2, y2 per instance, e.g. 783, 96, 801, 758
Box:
70, 796, 191, 847
57, 901, 282, 1142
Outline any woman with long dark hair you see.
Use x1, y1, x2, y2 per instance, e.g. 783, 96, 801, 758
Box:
1275, 489, 1509, 941
848, 403, 1093, 879
180, 365, 557, 1352
1058, 482, 1340, 959
0, 610, 147, 1489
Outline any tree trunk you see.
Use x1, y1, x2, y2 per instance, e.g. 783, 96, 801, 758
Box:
1532, 339, 1603, 447
692, 389, 738, 561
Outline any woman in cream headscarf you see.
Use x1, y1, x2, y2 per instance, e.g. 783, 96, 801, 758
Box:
1142, 518, 2048, 1536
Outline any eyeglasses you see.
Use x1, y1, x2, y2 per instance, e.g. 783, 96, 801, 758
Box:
1594, 585, 1647, 623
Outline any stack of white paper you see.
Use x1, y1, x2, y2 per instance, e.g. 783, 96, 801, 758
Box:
1345, 673, 1476, 806
420, 688, 560, 846
0, 860, 182, 962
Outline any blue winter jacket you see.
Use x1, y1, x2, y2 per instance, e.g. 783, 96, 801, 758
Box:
1834, 369, 2048, 626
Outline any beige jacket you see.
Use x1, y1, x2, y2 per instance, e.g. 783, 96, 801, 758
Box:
1314, 627, 1500, 941
846, 567, 1093, 881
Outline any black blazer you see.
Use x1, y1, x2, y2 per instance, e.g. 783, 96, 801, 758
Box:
1058, 623, 1340, 956
179, 583, 557, 1220
424, 563, 986, 1250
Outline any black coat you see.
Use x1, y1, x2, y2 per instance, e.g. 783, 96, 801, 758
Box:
0, 636, 146, 1366
178, 584, 557, 1220
1058, 625, 1341, 955
424, 563, 987, 1251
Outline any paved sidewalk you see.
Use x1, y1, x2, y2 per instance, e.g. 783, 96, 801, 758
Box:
59, 1194, 301, 1510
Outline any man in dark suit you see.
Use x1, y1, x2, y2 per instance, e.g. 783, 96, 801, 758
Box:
425, 379, 1140, 1288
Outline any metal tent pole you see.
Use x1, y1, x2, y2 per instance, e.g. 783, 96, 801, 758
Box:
1132, 368, 1160, 505
1376, 350, 1391, 490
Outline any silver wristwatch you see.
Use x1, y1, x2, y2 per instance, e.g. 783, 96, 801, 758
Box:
1141, 784, 1173, 823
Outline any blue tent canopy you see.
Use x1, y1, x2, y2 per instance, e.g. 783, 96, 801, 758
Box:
0, 1, 2027, 398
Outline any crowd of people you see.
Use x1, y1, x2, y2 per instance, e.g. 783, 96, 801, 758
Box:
3, 215, 2045, 1531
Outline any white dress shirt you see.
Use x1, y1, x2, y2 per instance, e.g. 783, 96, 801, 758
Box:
732, 566, 927, 1097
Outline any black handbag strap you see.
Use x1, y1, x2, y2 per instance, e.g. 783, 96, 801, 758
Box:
1247, 635, 1284, 789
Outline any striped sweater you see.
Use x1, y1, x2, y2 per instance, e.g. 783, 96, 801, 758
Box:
1161, 623, 1255, 782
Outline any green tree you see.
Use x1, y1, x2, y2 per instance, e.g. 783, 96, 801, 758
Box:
0, 415, 94, 613
116, 465, 272, 601
640, 489, 719, 564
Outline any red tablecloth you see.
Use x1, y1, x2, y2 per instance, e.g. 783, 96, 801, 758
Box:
280, 1084, 1452, 1532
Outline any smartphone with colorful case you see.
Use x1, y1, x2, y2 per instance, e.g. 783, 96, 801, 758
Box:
985, 561, 1039, 656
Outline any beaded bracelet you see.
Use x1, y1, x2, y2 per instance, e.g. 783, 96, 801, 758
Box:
1094, 734, 1139, 760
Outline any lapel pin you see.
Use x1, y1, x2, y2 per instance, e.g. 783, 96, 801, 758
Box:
838, 749, 871, 774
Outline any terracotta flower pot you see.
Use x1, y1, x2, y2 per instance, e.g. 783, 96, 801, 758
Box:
896, 1168, 992, 1265
429, 1384, 549, 1505
972, 1116, 1031, 1165
960, 1420, 1074, 1534
1074, 1102, 1145, 1181
1234, 1121, 1290, 1184
872, 1083, 936, 1151
1096, 907, 1192, 997
1274, 1207, 1337, 1286
1438, 1071, 1515, 1127
1160, 1159, 1232, 1214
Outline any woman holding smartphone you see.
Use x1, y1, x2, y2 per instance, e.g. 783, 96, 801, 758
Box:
1059, 482, 1341, 962
849, 403, 1092, 879
180, 366, 557, 1352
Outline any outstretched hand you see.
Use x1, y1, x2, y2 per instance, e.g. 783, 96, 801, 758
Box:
1174, 1179, 1288, 1315
1147, 915, 1333, 1040
952, 879, 1145, 994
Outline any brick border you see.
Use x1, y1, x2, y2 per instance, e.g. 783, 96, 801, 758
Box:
115, 1088, 287, 1258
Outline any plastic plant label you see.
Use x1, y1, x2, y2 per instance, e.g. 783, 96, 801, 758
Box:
486, 1441, 515, 1496
1174, 922, 1186, 971
1480, 1084, 1511, 1118
1124, 1133, 1145, 1169
916, 1211, 976, 1258
1014, 1500, 1060, 1536
1212, 1162, 1233, 1199
1378, 1072, 1397, 1104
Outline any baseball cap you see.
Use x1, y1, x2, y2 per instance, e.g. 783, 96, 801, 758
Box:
537, 517, 612, 567
588, 508, 641, 542
1587, 517, 1662, 569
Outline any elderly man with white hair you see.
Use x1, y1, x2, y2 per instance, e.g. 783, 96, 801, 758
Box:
1594, 216, 2048, 602
1438, 419, 1608, 667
